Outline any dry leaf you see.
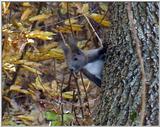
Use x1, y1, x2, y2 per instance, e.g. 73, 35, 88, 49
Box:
60, 2, 67, 14
64, 18, 78, 25
56, 24, 82, 33
21, 8, 33, 21
3, 63, 16, 72
29, 14, 51, 22
82, 3, 89, 14
16, 115, 34, 121
62, 91, 74, 99
2, 2, 10, 15
22, 2, 32, 7
21, 65, 42, 75
26, 30, 55, 40
99, 3, 108, 11
10, 85, 30, 95
32, 76, 45, 92
89, 13, 111, 27
14, 60, 42, 67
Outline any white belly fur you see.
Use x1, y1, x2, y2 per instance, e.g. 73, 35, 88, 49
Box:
83, 60, 104, 79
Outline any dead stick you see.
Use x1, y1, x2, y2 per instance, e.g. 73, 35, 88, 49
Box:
73, 73, 84, 118
80, 72, 91, 114
60, 74, 65, 125
72, 90, 80, 125
84, 14, 103, 47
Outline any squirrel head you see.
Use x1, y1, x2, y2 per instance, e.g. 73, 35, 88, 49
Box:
60, 35, 87, 72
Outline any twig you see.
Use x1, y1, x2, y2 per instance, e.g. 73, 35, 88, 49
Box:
83, 14, 103, 47
60, 73, 65, 125
59, 32, 73, 92
63, 73, 72, 92
71, 90, 76, 113
59, 32, 67, 44
127, 3, 147, 125
80, 72, 91, 114
84, 8, 108, 46
72, 90, 80, 125
73, 73, 84, 119
53, 59, 56, 79
73, 107, 80, 125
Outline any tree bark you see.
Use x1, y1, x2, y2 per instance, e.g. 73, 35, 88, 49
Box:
94, 2, 159, 126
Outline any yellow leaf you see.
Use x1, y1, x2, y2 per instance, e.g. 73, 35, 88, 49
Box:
27, 89, 37, 100
25, 48, 64, 62
22, 2, 32, 7
29, 14, 51, 22
62, 91, 74, 99
60, 2, 67, 14
77, 40, 87, 48
14, 60, 42, 67
100, 20, 111, 27
32, 76, 45, 92
21, 8, 33, 21
89, 13, 111, 27
17, 115, 34, 121
56, 24, 82, 33
64, 18, 78, 25
2, 2, 10, 15
26, 30, 55, 40
12, 20, 27, 31
99, 3, 108, 11
21, 65, 42, 75
82, 3, 89, 14
10, 85, 30, 95
38, 42, 58, 52
71, 24, 83, 31
3, 63, 16, 72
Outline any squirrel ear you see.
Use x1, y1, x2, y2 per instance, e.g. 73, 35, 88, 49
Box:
68, 34, 79, 52
58, 32, 69, 54
59, 41, 69, 54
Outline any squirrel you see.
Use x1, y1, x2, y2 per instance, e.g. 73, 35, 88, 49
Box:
59, 34, 105, 87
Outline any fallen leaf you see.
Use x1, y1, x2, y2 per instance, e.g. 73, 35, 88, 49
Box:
26, 30, 55, 40
29, 14, 51, 22
2, 2, 10, 15
3, 63, 16, 72
82, 3, 89, 14
17, 115, 34, 121
22, 2, 32, 7
62, 91, 74, 99
99, 3, 108, 11
21, 8, 33, 21
64, 18, 78, 25
56, 24, 82, 33
10, 85, 30, 95
89, 13, 111, 27
21, 65, 42, 75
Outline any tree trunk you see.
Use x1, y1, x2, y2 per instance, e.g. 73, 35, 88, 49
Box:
94, 2, 159, 126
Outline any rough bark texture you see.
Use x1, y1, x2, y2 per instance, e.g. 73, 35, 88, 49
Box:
94, 2, 159, 126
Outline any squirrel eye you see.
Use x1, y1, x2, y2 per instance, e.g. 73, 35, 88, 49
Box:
74, 57, 78, 61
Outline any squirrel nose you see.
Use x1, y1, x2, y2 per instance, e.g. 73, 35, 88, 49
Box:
69, 67, 75, 72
